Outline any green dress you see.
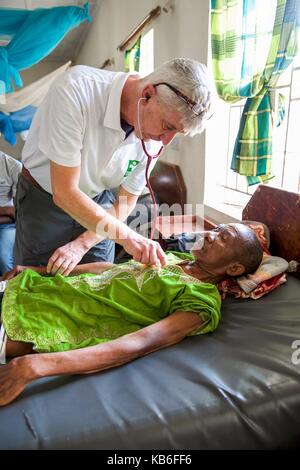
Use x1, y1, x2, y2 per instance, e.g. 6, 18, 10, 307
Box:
2, 252, 221, 353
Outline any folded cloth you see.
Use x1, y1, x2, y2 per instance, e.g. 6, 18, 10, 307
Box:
237, 254, 289, 294
217, 272, 287, 300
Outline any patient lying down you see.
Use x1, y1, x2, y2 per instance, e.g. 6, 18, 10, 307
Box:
0, 223, 262, 406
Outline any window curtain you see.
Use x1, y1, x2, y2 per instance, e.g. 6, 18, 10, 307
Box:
0, 61, 71, 145
211, 0, 300, 185
124, 36, 141, 72
0, 3, 91, 93
0, 105, 35, 146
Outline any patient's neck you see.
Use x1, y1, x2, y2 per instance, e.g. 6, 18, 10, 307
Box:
180, 261, 224, 284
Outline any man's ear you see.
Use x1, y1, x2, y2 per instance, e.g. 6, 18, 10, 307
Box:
225, 262, 245, 277
142, 84, 156, 100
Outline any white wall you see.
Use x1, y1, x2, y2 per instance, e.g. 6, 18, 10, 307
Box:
0, 60, 64, 159
21, 60, 65, 87
76, 0, 210, 207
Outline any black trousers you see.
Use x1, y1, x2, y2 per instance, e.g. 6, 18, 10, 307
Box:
14, 175, 116, 266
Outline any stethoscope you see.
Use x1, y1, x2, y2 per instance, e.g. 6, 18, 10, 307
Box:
141, 139, 164, 240
137, 96, 165, 240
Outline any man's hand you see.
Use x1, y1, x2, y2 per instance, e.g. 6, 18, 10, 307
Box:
47, 240, 87, 276
0, 216, 14, 224
0, 206, 15, 219
0, 358, 30, 406
1, 265, 27, 281
122, 233, 167, 266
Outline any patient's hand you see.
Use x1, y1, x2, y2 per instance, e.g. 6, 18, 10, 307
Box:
2, 265, 27, 281
0, 359, 30, 406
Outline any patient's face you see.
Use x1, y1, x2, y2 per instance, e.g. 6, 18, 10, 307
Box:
191, 224, 248, 273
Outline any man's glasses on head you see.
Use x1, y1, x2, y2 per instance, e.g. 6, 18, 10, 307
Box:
153, 82, 209, 117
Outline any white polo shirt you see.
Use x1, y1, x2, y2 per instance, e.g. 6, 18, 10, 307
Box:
0, 152, 22, 207
22, 65, 160, 197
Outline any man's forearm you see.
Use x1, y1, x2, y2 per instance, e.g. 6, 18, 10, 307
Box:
19, 311, 202, 381
25, 333, 144, 380
73, 230, 104, 252
53, 188, 133, 243
72, 196, 138, 251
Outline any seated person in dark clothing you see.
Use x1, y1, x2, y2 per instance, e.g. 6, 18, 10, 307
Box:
0, 223, 263, 406
0, 152, 22, 276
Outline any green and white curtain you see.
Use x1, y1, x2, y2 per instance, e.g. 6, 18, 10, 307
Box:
211, 0, 300, 185
124, 36, 141, 72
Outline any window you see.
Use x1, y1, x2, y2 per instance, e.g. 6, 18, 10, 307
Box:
205, 46, 300, 219
138, 28, 154, 76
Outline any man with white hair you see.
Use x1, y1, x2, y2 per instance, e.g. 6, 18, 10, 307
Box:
15, 58, 213, 275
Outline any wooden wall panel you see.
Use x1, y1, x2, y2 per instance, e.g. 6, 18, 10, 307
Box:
243, 185, 300, 278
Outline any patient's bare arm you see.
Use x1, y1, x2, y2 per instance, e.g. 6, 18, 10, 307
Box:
0, 311, 203, 406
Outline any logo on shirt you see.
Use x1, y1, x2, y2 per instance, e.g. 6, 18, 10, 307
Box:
124, 160, 140, 177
